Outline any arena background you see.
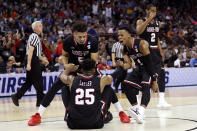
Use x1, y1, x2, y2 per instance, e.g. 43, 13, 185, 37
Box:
0, 0, 197, 97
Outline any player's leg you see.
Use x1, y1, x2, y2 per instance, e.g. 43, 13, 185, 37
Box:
62, 85, 70, 121
28, 77, 65, 126
100, 86, 113, 124
107, 85, 130, 123
157, 67, 171, 108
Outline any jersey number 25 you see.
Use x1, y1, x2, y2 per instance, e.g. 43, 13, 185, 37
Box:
75, 88, 95, 105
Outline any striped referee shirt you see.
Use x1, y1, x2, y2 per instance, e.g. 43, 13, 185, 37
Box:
111, 42, 124, 58
26, 33, 42, 57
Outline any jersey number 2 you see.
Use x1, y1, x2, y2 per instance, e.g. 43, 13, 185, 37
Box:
151, 33, 156, 42
75, 88, 95, 105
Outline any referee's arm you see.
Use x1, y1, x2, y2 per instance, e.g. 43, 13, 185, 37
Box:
26, 45, 34, 71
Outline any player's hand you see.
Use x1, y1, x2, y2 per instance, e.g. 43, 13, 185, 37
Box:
152, 81, 159, 93
123, 63, 131, 70
149, 11, 156, 21
44, 59, 49, 66
26, 64, 31, 71
115, 60, 124, 67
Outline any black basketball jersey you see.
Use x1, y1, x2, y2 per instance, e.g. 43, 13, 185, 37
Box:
69, 75, 102, 124
139, 19, 159, 49
63, 35, 98, 65
124, 39, 144, 66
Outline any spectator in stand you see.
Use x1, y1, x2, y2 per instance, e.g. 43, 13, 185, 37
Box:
55, 38, 63, 56
6, 56, 21, 73
0, 56, 6, 73
106, 55, 112, 67
97, 57, 112, 70
190, 53, 197, 67
174, 54, 184, 68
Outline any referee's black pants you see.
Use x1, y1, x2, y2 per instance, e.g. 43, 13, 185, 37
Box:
15, 59, 44, 103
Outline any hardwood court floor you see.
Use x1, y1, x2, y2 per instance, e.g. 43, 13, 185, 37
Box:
0, 86, 197, 131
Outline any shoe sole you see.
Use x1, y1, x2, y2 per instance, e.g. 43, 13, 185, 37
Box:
128, 110, 143, 124
28, 121, 41, 126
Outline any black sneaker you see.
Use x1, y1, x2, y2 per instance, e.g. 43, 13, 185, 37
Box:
104, 111, 113, 124
11, 94, 19, 106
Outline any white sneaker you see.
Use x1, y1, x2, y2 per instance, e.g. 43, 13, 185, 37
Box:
128, 107, 144, 124
157, 100, 172, 109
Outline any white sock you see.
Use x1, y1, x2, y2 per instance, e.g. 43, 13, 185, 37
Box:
113, 102, 123, 112
38, 105, 46, 116
136, 95, 139, 104
159, 92, 165, 101
139, 106, 145, 116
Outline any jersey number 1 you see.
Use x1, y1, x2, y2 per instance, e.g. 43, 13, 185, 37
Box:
151, 33, 156, 42
75, 88, 95, 105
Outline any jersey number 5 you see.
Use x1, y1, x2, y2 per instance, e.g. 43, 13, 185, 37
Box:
151, 33, 156, 42
75, 88, 95, 105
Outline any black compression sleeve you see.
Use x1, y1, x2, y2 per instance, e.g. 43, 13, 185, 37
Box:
142, 54, 157, 81
111, 66, 124, 80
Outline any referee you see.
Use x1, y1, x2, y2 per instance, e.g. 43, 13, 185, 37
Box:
111, 42, 127, 92
11, 21, 48, 107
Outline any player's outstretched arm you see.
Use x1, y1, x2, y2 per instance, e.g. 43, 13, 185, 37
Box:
59, 64, 78, 87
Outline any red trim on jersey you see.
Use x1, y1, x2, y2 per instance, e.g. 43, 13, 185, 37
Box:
81, 75, 94, 79
150, 47, 159, 50
124, 80, 142, 89
141, 77, 152, 85
100, 100, 106, 120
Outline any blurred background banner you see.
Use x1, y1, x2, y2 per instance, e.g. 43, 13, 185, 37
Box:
1, 68, 197, 97
0, 72, 60, 97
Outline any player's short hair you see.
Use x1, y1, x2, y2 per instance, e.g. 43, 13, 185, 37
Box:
146, 4, 156, 10
118, 25, 136, 35
81, 59, 96, 72
72, 20, 87, 32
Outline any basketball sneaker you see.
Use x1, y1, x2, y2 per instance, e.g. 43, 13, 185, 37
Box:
119, 111, 130, 123
128, 107, 144, 124
157, 100, 171, 109
28, 113, 41, 126
11, 94, 19, 106
104, 111, 113, 124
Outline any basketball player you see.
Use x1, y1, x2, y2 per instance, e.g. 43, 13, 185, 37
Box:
28, 20, 130, 125
28, 59, 130, 128
118, 25, 159, 124
136, 4, 171, 108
